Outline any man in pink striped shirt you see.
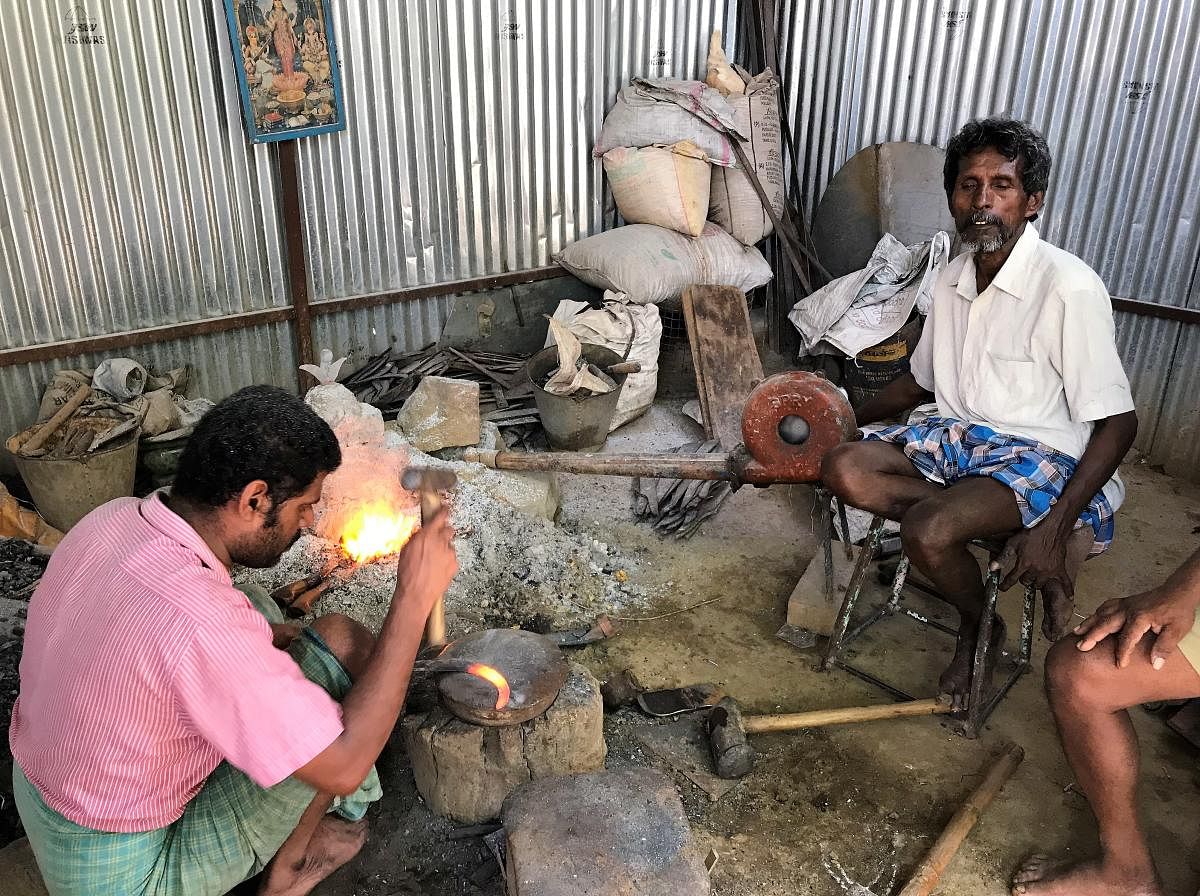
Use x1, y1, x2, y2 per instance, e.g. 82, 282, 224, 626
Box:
10, 385, 458, 896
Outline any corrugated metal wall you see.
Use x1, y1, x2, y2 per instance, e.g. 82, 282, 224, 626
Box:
0, 0, 734, 451
302, 0, 735, 360
775, 0, 1200, 472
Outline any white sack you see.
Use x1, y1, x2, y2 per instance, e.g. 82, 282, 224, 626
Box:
603, 141, 711, 237
554, 222, 773, 305
708, 68, 785, 246
547, 297, 662, 430
788, 232, 950, 357
594, 78, 746, 168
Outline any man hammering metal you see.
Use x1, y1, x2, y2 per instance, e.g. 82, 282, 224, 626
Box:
9, 387, 458, 895
823, 117, 1139, 710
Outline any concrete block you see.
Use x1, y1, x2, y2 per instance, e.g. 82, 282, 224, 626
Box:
395, 377, 481, 453
403, 663, 605, 822
477, 469, 560, 521
502, 768, 710, 896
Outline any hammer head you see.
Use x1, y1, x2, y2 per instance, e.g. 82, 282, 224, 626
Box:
401, 466, 458, 493
707, 696, 755, 779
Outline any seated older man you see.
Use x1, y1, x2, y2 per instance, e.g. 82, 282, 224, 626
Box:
822, 117, 1137, 709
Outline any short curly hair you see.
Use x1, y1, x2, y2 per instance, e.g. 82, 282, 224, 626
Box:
172, 385, 340, 510
943, 118, 1052, 220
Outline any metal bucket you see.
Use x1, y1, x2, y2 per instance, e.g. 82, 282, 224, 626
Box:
528, 344, 628, 452
5, 431, 140, 531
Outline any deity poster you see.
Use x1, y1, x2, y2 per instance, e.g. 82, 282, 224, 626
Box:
222, 0, 346, 143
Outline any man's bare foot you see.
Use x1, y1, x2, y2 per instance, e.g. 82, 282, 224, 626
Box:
259, 816, 368, 896
938, 616, 1006, 711
1040, 580, 1075, 641
1010, 854, 1161, 896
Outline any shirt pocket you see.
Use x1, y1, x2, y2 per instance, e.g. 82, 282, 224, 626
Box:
975, 352, 1037, 421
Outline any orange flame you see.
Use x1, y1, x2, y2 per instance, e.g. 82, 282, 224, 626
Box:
465, 663, 511, 710
340, 505, 420, 564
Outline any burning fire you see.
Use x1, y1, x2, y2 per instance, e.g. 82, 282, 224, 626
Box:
466, 663, 511, 710
340, 505, 420, 563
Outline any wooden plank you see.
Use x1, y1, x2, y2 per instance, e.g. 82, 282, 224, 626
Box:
680, 285, 765, 449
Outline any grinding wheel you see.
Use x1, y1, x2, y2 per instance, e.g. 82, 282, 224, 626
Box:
436, 629, 569, 727
739, 372, 856, 483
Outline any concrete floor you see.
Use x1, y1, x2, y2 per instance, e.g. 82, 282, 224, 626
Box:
322, 396, 1200, 896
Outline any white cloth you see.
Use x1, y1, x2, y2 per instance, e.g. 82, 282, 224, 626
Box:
909, 225, 1135, 509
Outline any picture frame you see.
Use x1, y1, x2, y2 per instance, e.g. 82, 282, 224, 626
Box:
221, 0, 347, 144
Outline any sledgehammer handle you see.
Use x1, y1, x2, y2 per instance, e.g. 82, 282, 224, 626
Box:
421, 491, 447, 647
743, 697, 951, 733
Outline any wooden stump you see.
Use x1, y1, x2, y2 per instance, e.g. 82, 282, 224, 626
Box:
403, 663, 606, 822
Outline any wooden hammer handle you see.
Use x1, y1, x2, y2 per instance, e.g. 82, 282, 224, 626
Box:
742, 697, 952, 733
898, 742, 1025, 896
21, 385, 91, 454
421, 490, 447, 647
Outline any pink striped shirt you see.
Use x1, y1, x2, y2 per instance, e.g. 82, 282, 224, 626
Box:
9, 493, 344, 833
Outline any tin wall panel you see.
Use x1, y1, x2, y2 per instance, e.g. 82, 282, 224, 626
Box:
1150, 323, 1200, 479
775, 0, 1200, 468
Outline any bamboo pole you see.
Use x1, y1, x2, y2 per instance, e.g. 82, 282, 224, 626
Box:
897, 743, 1025, 896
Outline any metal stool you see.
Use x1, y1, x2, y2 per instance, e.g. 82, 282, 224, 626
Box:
820, 515, 1036, 738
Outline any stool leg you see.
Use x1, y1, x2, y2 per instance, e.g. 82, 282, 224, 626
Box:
1018, 584, 1036, 667
821, 515, 885, 670
887, 554, 910, 612
963, 569, 1001, 738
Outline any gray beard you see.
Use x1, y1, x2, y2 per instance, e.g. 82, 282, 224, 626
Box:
960, 231, 1007, 253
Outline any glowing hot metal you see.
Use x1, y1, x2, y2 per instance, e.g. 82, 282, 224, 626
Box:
340, 505, 420, 564
465, 663, 511, 710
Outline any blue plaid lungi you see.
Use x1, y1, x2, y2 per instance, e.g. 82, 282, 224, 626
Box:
863, 416, 1115, 555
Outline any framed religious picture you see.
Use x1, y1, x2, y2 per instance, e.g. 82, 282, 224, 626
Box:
221, 0, 346, 143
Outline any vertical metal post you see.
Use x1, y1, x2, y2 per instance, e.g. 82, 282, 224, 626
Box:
277, 141, 316, 390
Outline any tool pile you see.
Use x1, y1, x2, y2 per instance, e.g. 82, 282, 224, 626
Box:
340, 345, 542, 447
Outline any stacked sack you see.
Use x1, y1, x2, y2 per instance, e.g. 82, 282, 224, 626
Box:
550, 32, 786, 430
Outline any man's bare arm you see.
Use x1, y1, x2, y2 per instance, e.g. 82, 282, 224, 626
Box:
853, 371, 933, 427
293, 510, 458, 795
998, 410, 1138, 595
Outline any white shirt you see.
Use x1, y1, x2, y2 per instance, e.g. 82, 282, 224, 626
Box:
908, 225, 1135, 509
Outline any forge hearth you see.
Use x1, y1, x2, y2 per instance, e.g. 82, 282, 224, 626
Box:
403, 631, 606, 823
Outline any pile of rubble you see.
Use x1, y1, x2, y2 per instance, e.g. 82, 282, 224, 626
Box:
236, 371, 651, 635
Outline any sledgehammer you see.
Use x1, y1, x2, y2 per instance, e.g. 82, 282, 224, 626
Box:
707, 696, 953, 779
400, 466, 458, 647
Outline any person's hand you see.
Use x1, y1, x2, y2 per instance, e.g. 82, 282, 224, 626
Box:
270, 622, 302, 650
991, 525, 1072, 597
1073, 587, 1200, 669
393, 507, 458, 619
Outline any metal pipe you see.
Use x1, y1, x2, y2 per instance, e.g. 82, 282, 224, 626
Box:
463, 448, 735, 481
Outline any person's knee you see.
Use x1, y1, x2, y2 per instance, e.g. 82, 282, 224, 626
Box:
822, 443, 869, 505
1044, 636, 1107, 711
899, 500, 960, 568
309, 614, 375, 680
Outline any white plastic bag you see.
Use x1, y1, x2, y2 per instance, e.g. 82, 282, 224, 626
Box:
554, 222, 773, 305
546, 298, 662, 430
708, 68, 784, 245
603, 141, 711, 237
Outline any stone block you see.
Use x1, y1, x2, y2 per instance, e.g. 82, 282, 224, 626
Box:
395, 377, 481, 453
475, 469, 559, 521
502, 768, 710, 896
403, 663, 605, 823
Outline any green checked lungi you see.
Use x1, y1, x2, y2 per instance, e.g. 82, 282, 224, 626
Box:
13, 586, 381, 896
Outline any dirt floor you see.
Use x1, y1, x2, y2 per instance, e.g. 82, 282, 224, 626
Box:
1, 362, 1198, 895
309, 399, 1200, 896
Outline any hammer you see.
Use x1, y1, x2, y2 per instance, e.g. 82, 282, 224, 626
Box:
707, 696, 952, 779
400, 465, 458, 646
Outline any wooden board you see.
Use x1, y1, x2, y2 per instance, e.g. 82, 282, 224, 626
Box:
681, 285, 765, 449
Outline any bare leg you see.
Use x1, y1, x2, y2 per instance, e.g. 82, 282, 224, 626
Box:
1011, 634, 1200, 895
259, 795, 367, 896
257, 613, 376, 895
900, 478, 1023, 709
821, 441, 942, 521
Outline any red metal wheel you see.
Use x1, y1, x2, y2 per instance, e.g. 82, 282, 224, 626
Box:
739, 372, 856, 483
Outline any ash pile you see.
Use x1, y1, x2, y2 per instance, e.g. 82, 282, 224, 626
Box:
236, 371, 650, 634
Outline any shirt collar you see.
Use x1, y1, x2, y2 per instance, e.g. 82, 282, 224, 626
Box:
140, 491, 231, 582
955, 223, 1040, 302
